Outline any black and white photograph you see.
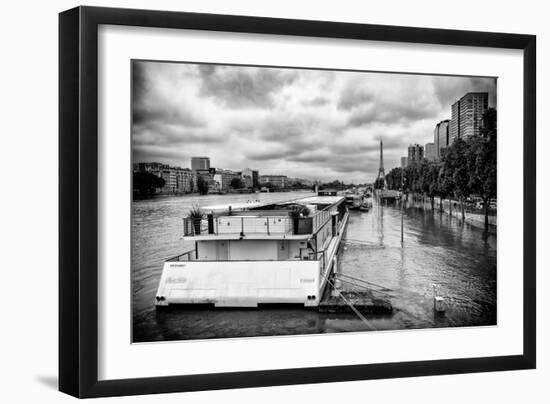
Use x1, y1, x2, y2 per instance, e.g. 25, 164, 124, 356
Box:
1, 0, 544, 401
131, 60, 497, 342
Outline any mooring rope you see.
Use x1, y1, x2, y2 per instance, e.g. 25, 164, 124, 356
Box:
337, 272, 393, 292
326, 277, 377, 331
336, 277, 395, 298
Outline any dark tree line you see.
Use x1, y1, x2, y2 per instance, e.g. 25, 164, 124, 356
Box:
373, 178, 385, 190
196, 175, 209, 195
230, 177, 244, 189
386, 108, 497, 228
316, 180, 357, 191
133, 171, 166, 196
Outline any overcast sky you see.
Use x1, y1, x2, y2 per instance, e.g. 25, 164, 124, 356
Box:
132, 61, 496, 183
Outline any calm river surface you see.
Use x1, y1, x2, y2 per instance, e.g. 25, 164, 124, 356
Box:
132, 191, 496, 342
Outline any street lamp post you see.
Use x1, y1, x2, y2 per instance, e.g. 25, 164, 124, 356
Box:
401, 168, 404, 245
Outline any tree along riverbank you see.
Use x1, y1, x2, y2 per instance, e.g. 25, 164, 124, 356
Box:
383, 108, 497, 230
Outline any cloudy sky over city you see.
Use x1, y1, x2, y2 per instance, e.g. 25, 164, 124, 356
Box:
132, 61, 496, 182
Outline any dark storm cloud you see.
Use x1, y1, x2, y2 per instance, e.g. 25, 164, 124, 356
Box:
133, 122, 222, 146
133, 145, 191, 163
132, 62, 149, 103
302, 96, 330, 107
247, 148, 300, 161
347, 100, 438, 127
432, 76, 497, 108
132, 61, 497, 181
199, 65, 297, 109
332, 142, 380, 155
132, 104, 205, 127
337, 86, 375, 110
257, 119, 305, 141
324, 154, 380, 174
288, 150, 331, 163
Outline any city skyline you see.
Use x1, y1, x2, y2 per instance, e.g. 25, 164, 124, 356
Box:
133, 61, 496, 182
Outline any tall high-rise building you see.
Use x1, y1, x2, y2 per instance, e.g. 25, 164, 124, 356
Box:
449, 92, 488, 142
252, 170, 260, 189
434, 119, 450, 159
425, 143, 436, 162
408, 144, 424, 165
241, 168, 254, 188
191, 156, 210, 171
400, 156, 408, 168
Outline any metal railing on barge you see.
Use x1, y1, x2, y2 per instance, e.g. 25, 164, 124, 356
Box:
166, 248, 329, 265
166, 249, 196, 262
183, 209, 332, 237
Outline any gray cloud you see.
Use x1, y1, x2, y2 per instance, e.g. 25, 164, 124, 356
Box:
302, 96, 330, 107
337, 86, 375, 110
199, 65, 297, 109
432, 76, 497, 109
247, 146, 304, 161
132, 61, 496, 181
347, 101, 438, 127
133, 104, 205, 127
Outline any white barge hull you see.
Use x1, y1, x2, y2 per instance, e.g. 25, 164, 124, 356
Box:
155, 260, 322, 307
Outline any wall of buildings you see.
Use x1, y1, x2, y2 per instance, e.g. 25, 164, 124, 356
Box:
135, 159, 262, 195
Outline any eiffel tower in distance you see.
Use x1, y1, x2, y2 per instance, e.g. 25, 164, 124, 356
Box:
375, 139, 386, 189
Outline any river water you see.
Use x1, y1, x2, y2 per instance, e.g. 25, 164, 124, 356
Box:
132, 191, 496, 342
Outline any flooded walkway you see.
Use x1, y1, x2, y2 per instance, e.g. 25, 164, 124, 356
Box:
338, 202, 496, 331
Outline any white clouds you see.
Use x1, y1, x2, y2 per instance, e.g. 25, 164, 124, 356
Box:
132, 61, 496, 182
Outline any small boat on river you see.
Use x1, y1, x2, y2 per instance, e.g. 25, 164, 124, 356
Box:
344, 190, 362, 210
155, 196, 349, 308
359, 195, 373, 212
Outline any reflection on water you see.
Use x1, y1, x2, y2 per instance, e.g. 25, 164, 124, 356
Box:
132, 192, 496, 342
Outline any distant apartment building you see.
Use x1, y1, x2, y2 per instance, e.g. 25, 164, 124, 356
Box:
195, 168, 215, 191
425, 143, 436, 162
191, 156, 210, 171
407, 144, 424, 165
134, 162, 194, 194
449, 92, 488, 142
400, 157, 408, 168
212, 169, 241, 192
160, 166, 194, 194
135, 162, 164, 176
434, 119, 450, 159
260, 175, 288, 189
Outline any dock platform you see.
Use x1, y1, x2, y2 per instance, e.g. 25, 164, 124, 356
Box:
318, 291, 393, 314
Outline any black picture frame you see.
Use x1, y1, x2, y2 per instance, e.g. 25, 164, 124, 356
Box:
59, 5, 536, 398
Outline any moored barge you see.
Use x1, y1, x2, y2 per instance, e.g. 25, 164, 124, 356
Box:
155, 196, 349, 308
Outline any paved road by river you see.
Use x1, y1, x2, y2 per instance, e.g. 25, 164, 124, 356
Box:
132, 192, 496, 342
